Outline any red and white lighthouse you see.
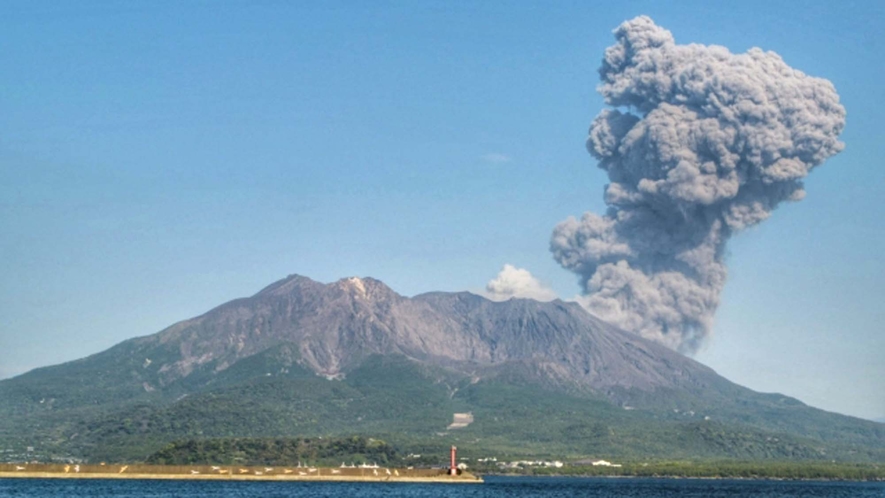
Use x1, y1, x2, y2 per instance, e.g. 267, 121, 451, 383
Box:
449, 446, 457, 475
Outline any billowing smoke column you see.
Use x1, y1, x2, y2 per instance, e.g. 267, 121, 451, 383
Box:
551, 16, 845, 354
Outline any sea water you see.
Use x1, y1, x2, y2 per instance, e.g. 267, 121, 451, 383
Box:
1, 476, 883, 497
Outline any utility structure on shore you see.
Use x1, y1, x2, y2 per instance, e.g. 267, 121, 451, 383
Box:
450, 446, 458, 476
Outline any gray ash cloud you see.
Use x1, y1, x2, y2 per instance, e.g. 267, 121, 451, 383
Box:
551, 16, 845, 354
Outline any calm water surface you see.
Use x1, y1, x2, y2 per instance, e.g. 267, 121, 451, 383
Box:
1, 476, 883, 497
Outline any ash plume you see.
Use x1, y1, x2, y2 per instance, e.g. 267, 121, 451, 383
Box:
551, 16, 845, 354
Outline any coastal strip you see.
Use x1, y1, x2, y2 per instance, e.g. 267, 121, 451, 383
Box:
0, 463, 482, 483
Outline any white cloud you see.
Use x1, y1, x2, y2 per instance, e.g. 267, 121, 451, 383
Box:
481, 153, 511, 164
484, 264, 558, 302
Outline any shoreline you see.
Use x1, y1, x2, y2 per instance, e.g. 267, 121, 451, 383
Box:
0, 464, 481, 484
479, 472, 885, 483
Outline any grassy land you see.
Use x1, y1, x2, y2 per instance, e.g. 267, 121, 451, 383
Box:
137, 436, 885, 481
3, 350, 883, 465
146, 436, 399, 467
487, 461, 885, 481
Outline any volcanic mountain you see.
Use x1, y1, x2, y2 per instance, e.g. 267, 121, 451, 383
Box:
1, 275, 882, 463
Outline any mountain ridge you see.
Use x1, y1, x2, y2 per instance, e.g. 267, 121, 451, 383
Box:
1, 273, 882, 463
120, 273, 722, 396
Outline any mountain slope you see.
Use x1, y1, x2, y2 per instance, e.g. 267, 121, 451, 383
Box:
1, 274, 882, 463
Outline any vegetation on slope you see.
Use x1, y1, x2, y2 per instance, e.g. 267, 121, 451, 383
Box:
526, 461, 885, 480
5, 350, 882, 465
146, 436, 398, 466
144, 437, 885, 481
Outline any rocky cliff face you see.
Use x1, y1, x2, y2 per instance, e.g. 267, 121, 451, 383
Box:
133, 274, 718, 395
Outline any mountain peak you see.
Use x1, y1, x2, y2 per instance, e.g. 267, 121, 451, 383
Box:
140, 274, 694, 392
332, 276, 397, 300
254, 274, 319, 297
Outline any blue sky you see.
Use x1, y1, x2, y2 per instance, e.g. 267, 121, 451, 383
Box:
1, 1, 883, 420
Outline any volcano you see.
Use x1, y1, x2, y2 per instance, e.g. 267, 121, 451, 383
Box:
1, 274, 882, 463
